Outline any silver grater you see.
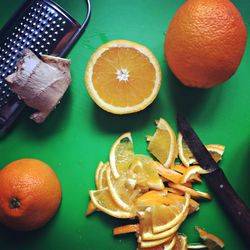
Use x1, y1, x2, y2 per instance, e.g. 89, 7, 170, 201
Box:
0, 0, 91, 135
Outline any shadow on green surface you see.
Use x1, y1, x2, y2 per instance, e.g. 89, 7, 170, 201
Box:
21, 89, 72, 139
0, 89, 72, 142
93, 97, 163, 134
89, 212, 138, 245
230, 137, 250, 205
166, 65, 224, 120
0, 207, 61, 248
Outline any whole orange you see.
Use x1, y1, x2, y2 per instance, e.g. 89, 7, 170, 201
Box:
0, 159, 62, 231
164, 0, 247, 88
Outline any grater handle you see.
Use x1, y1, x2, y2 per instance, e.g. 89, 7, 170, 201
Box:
59, 0, 91, 57
0, 99, 25, 137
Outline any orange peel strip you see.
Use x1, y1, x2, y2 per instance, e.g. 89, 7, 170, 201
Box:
85, 201, 96, 216
113, 224, 140, 235
154, 163, 182, 184
168, 183, 212, 200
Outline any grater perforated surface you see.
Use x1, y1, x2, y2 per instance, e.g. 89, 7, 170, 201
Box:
0, 0, 91, 135
0, 0, 80, 109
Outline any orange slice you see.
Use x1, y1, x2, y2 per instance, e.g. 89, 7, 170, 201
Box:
87, 161, 109, 216
173, 234, 188, 250
128, 155, 164, 190
113, 224, 140, 235
110, 132, 134, 178
166, 193, 200, 214
195, 227, 225, 249
151, 193, 190, 233
181, 166, 209, 184
174, 164, 202, 183
139, 235, 174, 249
140, 209, 181, 241
89, 188, 135, 219
85, 40, 161, 114
143, 222, 180, 241
95, 161, 109, 189
178, 133, 225, 167
106, 166, 142, 211
147, 118, 178, 168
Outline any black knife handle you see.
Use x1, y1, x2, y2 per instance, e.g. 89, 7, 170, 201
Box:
205, 168, 250, 246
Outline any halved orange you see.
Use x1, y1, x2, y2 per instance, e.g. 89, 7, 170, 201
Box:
85, 40, 161, 114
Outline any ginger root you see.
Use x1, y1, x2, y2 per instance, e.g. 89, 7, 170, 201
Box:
5, 49, 71, 123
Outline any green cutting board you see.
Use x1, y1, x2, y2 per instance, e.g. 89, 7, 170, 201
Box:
0, 0, 249, 249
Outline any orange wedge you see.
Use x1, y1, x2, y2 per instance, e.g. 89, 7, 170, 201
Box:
206, 144, 225, 163
107, 167, 137, 211
128, 155, 164, 190
147, 118, 178, 168
138, 235, 177, 250
195, 227, 224, 249
95, 161, 109, 189
173, 234, 188, 250
178, 133, 225, 167
110, 132, 134, 178
143, 222, 181, 241
181, 166, 209, 184
113, 224, 140, 235
151, 193, 190, 233
174, 164, 202, 183
166, 193, 200, 214
139, 235, 174, 249
85, 40, 162, 114
89, 188, 135, 219
87, 161, 109, 216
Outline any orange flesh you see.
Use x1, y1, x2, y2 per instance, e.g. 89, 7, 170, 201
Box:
92, 47, 156, 107
154, 164, 182, 184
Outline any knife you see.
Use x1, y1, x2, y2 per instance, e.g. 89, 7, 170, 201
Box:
177, 113, 250, 246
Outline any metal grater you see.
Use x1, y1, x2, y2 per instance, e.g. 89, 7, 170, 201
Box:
0, 0, 91, 135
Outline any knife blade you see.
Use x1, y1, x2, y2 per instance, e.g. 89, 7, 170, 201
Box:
177, 113, 250, 246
